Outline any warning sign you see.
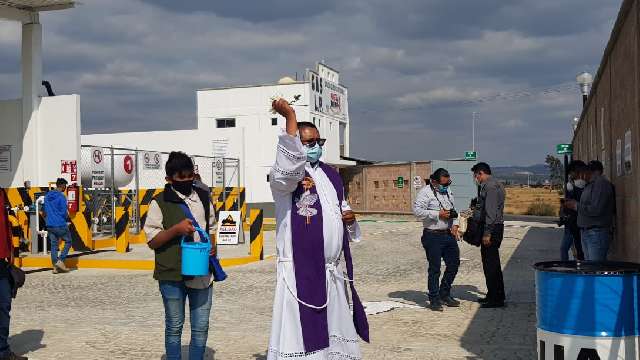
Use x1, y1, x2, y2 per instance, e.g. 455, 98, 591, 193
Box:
123, 155, 134, 174
143, 151, 162, 170
216, 211, 241, 245
90, 147, 106, 188
413, 176, 423, 189
0, 146, 10, 173
214, 158, 224, 187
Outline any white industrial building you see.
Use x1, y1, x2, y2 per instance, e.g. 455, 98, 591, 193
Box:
83, 63, 355, 210
0, 1, 81, 189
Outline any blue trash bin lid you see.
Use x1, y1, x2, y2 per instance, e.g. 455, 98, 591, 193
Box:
533, 261, 640, 275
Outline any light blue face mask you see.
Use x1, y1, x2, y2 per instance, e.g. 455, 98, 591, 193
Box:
306, 144, 323, 164
438, 185, 449, 194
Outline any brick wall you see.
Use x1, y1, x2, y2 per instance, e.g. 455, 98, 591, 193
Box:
342, 162, 432, 213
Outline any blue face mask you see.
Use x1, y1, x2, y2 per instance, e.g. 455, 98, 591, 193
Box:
438, 185, 449, 194
306, 144, 323, 164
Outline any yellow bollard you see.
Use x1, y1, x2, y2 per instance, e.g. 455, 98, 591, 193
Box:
249, 208, 264, 260
114, 206, 130, 253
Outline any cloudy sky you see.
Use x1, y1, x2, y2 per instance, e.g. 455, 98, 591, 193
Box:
0, 0, 622, 165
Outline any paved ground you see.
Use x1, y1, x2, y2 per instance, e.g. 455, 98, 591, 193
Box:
9, 218, 561, 359
20, 230, 277, 261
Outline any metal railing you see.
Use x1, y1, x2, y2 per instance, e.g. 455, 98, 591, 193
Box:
80, 145, 240, 238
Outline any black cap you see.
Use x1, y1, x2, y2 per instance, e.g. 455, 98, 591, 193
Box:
56, 178, 68, 187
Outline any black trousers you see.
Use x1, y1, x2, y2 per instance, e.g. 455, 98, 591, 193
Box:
480, 224, 505, 302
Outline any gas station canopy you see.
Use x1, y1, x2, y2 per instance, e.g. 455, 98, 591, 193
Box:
0, 0, 74, 12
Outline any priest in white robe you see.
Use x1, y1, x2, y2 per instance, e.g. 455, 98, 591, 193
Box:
266, 99, 369, 360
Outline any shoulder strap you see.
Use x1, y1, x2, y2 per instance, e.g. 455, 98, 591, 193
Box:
193, 188, 211, 232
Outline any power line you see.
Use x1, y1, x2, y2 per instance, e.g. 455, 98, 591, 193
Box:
352, 81, 578, 114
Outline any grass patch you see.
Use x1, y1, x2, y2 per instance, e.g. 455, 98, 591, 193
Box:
525, 201, 556, 216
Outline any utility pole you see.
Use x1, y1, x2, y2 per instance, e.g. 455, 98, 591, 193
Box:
472, 112, 477, 152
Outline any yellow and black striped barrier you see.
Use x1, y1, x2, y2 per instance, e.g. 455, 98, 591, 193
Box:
114, 204, 130, 253
4, 187, 93, 252
139, 188, 163, 228
212, 187, 247, 221
69, 187, 93, 251
249, 208, 264, 260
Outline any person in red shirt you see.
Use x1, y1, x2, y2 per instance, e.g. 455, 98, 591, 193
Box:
0, 188, 27, 360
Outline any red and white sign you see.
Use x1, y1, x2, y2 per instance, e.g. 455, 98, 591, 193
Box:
70, 173, 77, 181
92, 148, 103, 165
123, 155, 134, 174
61, 160, 78, 175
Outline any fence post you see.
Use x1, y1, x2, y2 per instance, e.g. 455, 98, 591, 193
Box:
134, 148, 140, 234
110, 146, 116, 238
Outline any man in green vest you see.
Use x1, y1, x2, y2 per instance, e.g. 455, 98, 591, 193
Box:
144, 151, 216, 360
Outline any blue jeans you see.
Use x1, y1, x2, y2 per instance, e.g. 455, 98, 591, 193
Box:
47, 226, 72, 266
0, 268, 12, 358
581, 228, 611, 261
159, 281, 213, 360
420, 230, 460, 301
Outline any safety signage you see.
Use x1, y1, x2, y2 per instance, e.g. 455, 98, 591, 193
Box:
216, 211, 241, 245
214, 158, 224, 187
61, 160, 77, 174
143, 151, 162, 170
0, 146, 10, 173
90, 147, 106, 188
123, 155, 134, 174
556, 144, 573, 155
413, 176, 423, 189
464, 151, 477, 161
397, 176, 404, 189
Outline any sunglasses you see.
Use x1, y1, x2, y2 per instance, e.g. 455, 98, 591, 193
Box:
302, 138, 326, 148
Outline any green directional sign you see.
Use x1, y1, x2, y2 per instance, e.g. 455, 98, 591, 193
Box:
556, 144, 573, 155
464, 151, 477, 161
397, 176, 404, 189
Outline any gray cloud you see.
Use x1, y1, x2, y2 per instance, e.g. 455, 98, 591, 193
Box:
0, 0, 622, 165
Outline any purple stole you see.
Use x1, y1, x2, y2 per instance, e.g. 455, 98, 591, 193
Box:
291, 162, 370, 353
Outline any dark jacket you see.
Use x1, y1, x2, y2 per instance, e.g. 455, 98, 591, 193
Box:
473, 177, 505, 236
577, 175, 615, 229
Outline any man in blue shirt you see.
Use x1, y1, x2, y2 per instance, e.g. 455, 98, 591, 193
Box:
44, 178, 71, 274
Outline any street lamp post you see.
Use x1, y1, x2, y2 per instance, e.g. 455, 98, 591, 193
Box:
472, 112, 477, 152
576, 72, 594, 106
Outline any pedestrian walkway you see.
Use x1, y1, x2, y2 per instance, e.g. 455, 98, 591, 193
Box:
8, 219, 560, 359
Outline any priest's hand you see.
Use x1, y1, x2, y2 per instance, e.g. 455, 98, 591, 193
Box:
342, 210, 356, 225
272, 98, 298, 136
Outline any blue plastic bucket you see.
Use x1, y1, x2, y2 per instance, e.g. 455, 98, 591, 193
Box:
181, 227, 211, 276
534, 261, 640, 359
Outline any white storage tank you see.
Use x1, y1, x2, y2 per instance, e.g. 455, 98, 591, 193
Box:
81, 150, 135, 188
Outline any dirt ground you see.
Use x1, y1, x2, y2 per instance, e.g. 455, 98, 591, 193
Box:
505, 186, 561, 215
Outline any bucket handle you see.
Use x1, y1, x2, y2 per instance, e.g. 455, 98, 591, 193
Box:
180, 226, 211, 247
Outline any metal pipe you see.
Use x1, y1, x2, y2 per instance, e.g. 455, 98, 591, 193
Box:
34, 196, 46, 254
110, 146, 116, 238
134, 148, 140, 234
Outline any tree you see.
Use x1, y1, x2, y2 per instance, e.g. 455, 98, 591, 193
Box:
545, 155, 563, 188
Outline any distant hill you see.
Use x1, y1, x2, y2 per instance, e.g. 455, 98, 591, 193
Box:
492, 164, 550, 185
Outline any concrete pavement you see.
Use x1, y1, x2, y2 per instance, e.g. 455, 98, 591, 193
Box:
8, 219, 561, 359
